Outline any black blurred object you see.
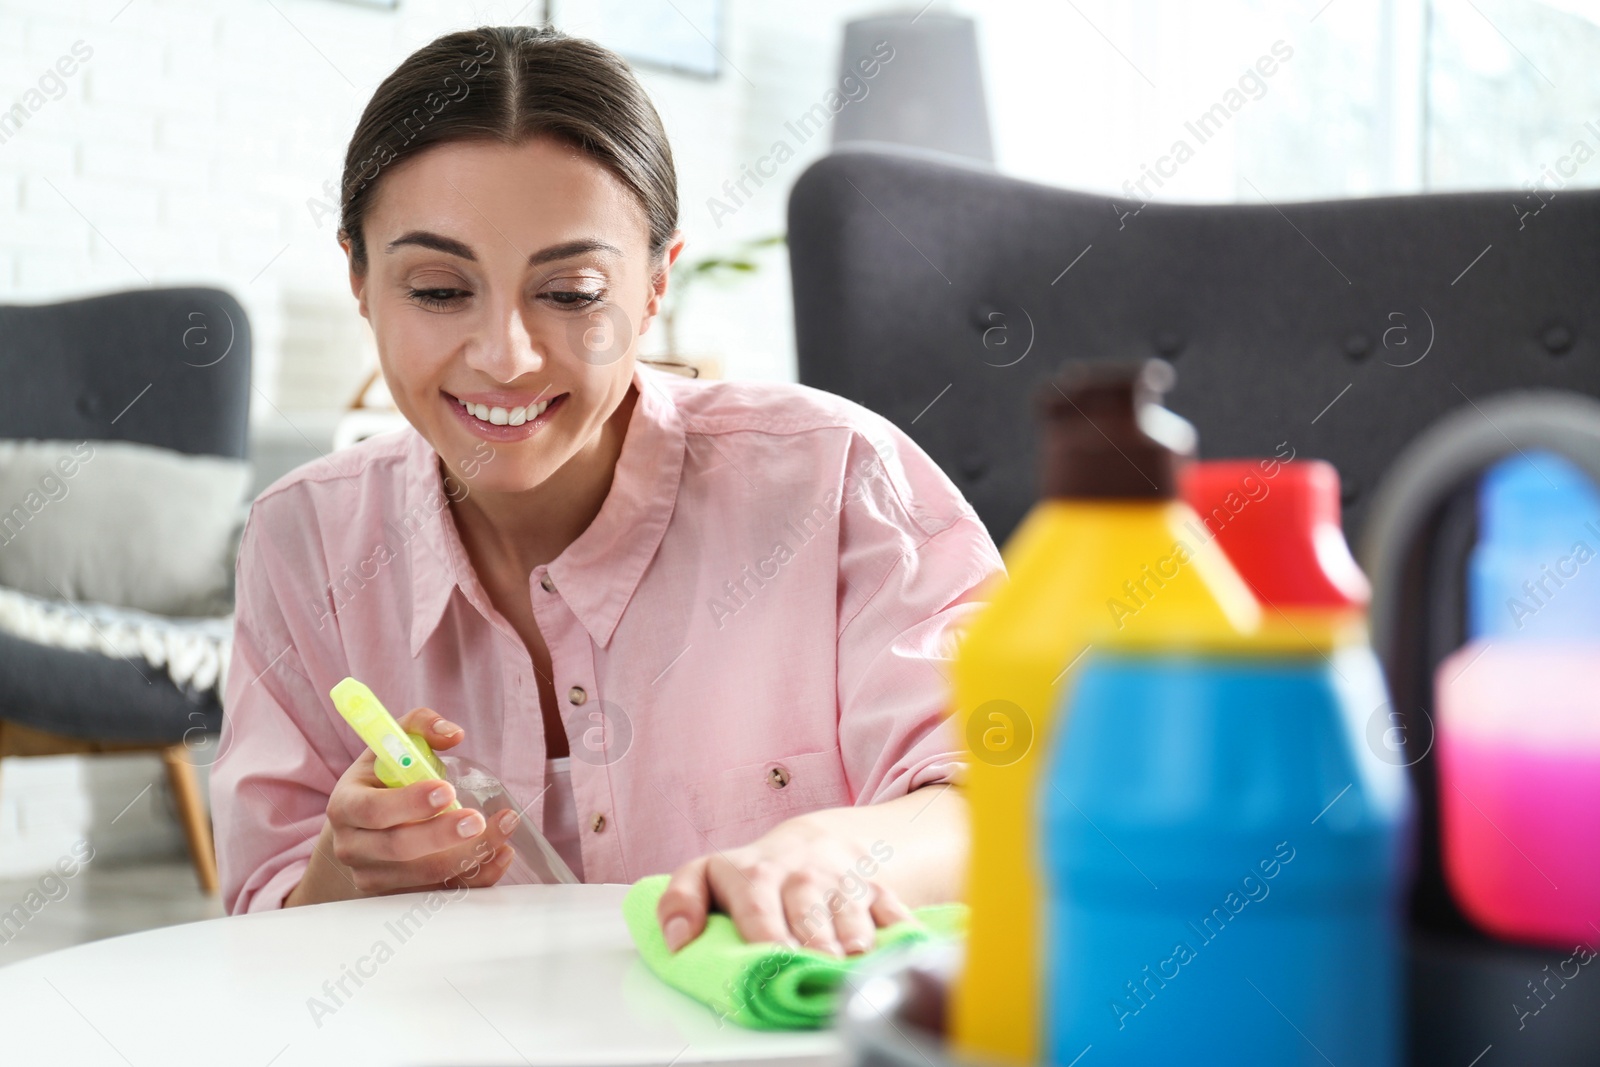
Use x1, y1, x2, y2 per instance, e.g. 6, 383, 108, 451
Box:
788, 147, 1600, 1065
0, 287, 251, 894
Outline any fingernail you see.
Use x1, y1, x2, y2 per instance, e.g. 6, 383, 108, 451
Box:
842, 936, 873, 955
663, 916, 691, 952
497, 810, 519, 834
456, 812, 486, 838
429, 786, 451, 808
435, 720, 463, 738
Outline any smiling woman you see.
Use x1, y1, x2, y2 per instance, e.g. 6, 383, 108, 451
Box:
209, 24, 1005, 962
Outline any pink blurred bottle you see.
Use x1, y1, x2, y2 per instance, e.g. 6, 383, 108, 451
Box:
1435, 643, 1600, 946
1436, 450, 1600, 947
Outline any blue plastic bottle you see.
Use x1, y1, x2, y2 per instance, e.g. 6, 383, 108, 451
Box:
1041, 459, 1413, 1065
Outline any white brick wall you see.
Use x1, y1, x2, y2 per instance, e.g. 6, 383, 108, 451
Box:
0, 0, 894, 414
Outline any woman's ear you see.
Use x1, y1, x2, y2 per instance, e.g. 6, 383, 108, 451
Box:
641, 230, 687, 330
339, 233, 371, 321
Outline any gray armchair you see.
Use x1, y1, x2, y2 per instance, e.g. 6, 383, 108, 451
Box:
788, 145, 1600, 1065
0, 286, 251, 894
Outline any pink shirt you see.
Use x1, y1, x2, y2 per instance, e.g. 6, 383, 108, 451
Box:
211, 363, 1005, 914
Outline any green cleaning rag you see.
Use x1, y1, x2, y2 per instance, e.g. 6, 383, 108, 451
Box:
622, 873, 968, 1031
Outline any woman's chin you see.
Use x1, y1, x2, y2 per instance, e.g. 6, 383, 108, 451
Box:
446, 461, 553, 496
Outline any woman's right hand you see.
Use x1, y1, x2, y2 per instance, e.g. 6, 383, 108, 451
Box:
285, 707, 518, 907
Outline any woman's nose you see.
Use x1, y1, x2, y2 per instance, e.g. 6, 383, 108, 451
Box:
465, 301, 546, 382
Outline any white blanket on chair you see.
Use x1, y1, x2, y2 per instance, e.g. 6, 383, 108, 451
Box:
0, 584, 232, 698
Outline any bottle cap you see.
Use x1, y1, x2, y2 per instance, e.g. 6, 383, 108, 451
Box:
1036, 358, 1196, 499
1180, 458, 1370, 609
1468, 449, 1600, 641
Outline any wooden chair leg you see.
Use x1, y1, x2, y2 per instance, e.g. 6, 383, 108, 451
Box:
161, 744, 219, 895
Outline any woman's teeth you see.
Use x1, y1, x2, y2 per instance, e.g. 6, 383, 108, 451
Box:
457, 395, 555, 426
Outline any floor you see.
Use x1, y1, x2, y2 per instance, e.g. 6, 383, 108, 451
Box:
0, 858, 223, 968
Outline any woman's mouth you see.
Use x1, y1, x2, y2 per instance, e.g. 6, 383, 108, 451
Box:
445, 390, 569, 440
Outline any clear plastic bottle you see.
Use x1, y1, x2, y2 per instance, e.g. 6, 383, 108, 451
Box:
439, 753, 579, 885
331, 677, 579, 887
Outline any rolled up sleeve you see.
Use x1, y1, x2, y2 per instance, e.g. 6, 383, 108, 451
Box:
833, 426, 1007, 806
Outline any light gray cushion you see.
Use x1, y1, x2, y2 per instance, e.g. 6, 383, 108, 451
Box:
0, 439, 250, 617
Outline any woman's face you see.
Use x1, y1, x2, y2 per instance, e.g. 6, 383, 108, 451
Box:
345, 135, 680, 494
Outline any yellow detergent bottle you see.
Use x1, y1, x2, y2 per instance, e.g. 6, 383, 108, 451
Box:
949, 360, 1259, 1064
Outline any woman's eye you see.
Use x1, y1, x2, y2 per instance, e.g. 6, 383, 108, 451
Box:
545, 289, 604, 308
405, 287, 602, 310
407, 288, 469, 309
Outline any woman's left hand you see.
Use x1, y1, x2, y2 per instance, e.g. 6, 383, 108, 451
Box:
655, 815, 914, 956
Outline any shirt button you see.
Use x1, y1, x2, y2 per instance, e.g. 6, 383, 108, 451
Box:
590, 812, 607, 833
540, 574, 556, 593
767, 765, 790, 789
568, 686, 588, 705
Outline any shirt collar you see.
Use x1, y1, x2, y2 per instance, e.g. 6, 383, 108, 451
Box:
407, 362, 687, 656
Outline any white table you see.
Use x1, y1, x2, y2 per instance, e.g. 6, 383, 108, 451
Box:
0, 882, 844, 1066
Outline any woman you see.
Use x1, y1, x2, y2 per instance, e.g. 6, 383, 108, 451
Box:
211, 24, 1004, 958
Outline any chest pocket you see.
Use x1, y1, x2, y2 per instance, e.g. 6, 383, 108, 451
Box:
686, 749, 852, 845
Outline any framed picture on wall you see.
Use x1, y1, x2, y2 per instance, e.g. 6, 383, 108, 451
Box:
549, 0, 724, 79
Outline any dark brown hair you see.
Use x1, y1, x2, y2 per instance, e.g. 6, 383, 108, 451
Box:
338, 25, 679, 276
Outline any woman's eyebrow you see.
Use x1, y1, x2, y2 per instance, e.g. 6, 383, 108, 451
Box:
383, 233, 623, 267
387, 231, 476, 259
529, 239, 624, 266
